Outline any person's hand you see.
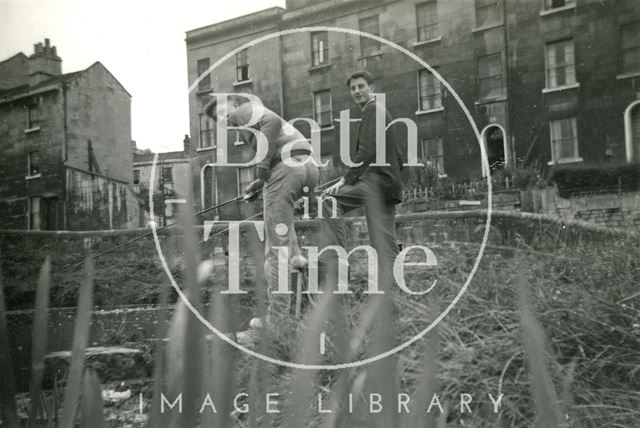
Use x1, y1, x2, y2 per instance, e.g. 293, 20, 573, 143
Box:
245, 178, 265, 199
323, 177, 345, 196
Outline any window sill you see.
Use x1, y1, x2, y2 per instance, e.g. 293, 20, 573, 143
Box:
548, 157, 583, 166
474, 97, 507, 105
542, 83, 580, 94
616, 71, 640, 80
319, 125, 335, 131
196, 88, 213, 96
308, 63, 332, 72
539, 4, 576, 17
471, 22, 504, 33
415, 107, 444, 116
413, 36, 442, 48
196, 146, 216, 152
357, 50, 383, 61
233, 79, 253, 87
26, 174, 42, 180
25, 126, 41, 134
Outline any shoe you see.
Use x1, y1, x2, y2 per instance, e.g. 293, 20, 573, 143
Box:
249, 317, 264, 329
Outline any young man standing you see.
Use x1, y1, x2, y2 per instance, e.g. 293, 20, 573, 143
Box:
323, 71, 404, 287
204, 94, 318, 330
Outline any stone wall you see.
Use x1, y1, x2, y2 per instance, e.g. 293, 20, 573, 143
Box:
527, 187, 640, 229
2, 210, 632, 391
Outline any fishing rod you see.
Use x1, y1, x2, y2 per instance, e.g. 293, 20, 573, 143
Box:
56, 177, 343, 274
56, 194, 245, 274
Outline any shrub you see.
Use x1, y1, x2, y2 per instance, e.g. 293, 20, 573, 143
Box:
550, 163, 640, 198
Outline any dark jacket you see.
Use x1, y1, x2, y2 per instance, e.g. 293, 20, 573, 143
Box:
343, 98, 404, 204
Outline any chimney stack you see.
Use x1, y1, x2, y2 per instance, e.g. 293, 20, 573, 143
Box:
29, 38, 62, 86
183, 135, 194, 156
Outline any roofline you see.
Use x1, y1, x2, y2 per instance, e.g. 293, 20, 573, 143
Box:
0, 82, 60, 104
185, 6, 285, 42
0, 61, 132, 102
0, 52, 28, 66
133, 158, 189, 167
85, 61, 132, 98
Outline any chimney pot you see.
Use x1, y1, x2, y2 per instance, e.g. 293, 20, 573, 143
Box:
45, 38, 50, 48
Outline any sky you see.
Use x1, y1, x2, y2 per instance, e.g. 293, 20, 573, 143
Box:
0, 0, 285, 153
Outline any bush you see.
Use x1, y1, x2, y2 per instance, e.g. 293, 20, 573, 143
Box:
550, 163, 640, 198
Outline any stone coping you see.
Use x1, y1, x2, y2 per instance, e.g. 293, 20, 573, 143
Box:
0, 209, 635, 238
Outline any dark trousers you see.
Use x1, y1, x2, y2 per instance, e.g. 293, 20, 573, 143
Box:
320, 176, 399, 291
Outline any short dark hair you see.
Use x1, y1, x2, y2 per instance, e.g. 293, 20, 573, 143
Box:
203, 94, 248, 119
203, 97, 217, 119
345, 70, 374, 87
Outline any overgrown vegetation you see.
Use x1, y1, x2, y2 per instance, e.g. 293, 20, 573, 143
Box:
403, 162, 546, 201
1, 211, 639, 427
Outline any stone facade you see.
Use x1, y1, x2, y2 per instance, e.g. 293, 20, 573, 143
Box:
185, 0, 640, 217
528, 187, 640, 228
133, 138, 195, 226
0, 39, 138, 230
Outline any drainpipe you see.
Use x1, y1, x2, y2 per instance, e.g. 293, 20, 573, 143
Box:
502, 0, 512, 169
62, 82, 68, 229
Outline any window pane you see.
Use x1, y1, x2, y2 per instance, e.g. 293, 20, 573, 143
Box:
30, 197, 40, 230
418, 69, 442, 110
478, 53, 504, 99
238, 167, 255, 195
546, 0, 574, 9
546, 39, 576, 87
621, 23, 640, 73
359, 16, 380, 55
314, 91, 332, 127
199, 114, 215, 148
28, 151, 40, 175
311, 31, 329, 66
28, 105, 40, 128
476, 0, 502, 28
236, 50, 249, 81
420, 138, 444, 174
550, 118, 578, 162
133, 170, 140, 185
417, 2, 439, 41
197, 58, 211, 91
